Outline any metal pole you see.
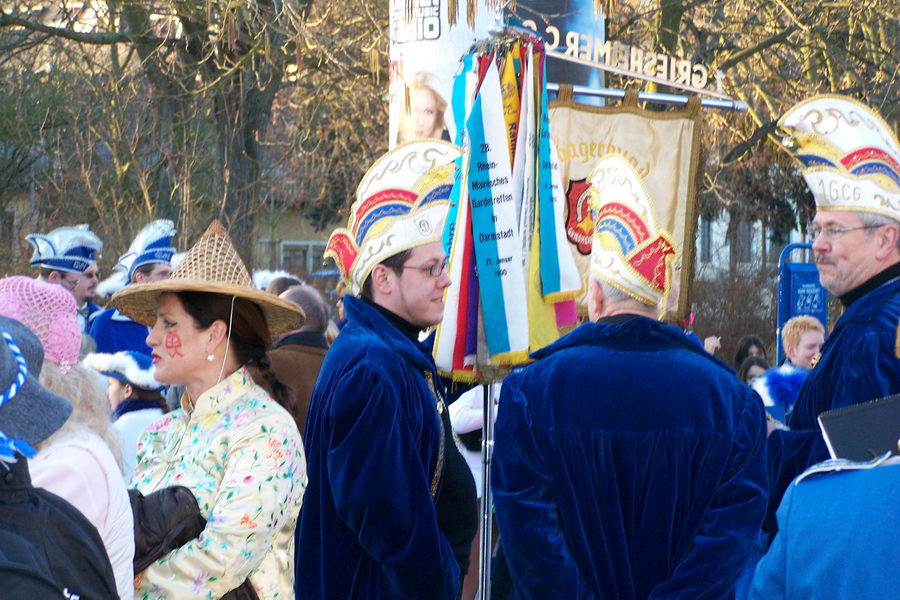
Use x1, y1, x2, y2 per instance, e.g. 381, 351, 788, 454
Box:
478, 382, 495, 600
547, 82, 749, 112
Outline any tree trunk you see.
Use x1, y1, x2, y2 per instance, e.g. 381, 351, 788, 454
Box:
648, 0, 688, 95
214, 58, 283, 265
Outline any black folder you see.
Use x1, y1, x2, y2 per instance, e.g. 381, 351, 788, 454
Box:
817, 394, 900, 461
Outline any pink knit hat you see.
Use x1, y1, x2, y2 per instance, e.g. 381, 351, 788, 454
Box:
0, 276, 80, 368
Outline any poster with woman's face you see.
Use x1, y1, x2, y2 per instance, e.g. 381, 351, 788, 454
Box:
388, 1, 606, 147
388, 0, 493, 148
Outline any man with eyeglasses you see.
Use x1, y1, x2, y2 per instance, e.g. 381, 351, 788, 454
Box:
296, 142, 476, 600
765, 96, 900, 541
25, 224, 103, 333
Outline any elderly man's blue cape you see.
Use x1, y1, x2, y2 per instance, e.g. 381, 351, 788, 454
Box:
766, 277, 900, 534
492, 316, 769, 600
295, 295, 460, 600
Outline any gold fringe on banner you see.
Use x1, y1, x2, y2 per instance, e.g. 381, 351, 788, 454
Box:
467, 0, 476, 30
448, 0, 458, 27
406, 0, 414, 23
404, 83, 411, 115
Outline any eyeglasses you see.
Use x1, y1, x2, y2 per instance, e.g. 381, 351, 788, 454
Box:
59, 274, 79, 291
399, 259, 449, 278
808, 224, 883, 242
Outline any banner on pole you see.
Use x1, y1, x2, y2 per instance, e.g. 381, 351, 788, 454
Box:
434, 33, 582, 381
549, 87, 703, 320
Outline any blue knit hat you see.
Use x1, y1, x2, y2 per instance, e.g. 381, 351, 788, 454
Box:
82, 351, 163, 392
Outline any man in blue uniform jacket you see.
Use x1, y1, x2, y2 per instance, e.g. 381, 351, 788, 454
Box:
767, 95, 900, 532
491, 154, 769, 600
90, 220, 176, 355
296, 141, 476, 600
25, 224, 104, 334
750, 455, 900, 600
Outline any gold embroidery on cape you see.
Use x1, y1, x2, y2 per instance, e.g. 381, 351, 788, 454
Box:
424, 371, 446, 500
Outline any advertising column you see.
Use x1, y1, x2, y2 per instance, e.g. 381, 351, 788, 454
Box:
388, 0, 493, 147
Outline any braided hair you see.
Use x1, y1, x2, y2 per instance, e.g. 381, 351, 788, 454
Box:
176, 291, 291, 408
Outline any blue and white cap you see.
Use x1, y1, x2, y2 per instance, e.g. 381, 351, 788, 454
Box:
26, 225, 102, 274
116, 219, 176, 282
82, 350, 163, 392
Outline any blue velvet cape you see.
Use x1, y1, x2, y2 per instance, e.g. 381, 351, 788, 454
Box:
295, 295, 460, 599
88, 308, 152, 355
766, 277, 900, 533
492, 316, 769, 600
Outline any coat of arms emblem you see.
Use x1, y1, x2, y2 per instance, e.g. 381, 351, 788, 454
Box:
565, 178, 593, 255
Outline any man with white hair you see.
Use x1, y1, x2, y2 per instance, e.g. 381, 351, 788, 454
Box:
491, 154, 768, 599
26, 224, 103, 332
766, 96, 900, 534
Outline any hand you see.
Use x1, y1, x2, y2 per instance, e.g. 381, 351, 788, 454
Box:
703, 336, 721, 354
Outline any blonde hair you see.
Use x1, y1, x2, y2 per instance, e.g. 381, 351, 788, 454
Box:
37, 363, 124, 471
781, 315, 825, 354
411, 72, 448, 113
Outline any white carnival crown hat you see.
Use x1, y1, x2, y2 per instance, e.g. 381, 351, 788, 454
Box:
326, 140, 462, 296
115, 219, 177, 282
588, 154, 677, 311
779, 94, 900, 219
26, 224, 102, 274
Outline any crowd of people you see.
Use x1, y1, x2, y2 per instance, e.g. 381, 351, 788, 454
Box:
0, 95, 897, 600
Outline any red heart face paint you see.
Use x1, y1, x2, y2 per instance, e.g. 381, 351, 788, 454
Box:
165, 330, 184, 358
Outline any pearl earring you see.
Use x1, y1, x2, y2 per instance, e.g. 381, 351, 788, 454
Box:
207, 354, 214, 362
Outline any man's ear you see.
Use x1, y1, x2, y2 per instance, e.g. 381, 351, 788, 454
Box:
123, 383, 134, 398
370, 264, 393, 296
46, 270, 62, 284
875, 225, 900, 261
588, 278, 605, 321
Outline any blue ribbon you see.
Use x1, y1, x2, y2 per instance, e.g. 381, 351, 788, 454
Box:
0, 331, 28, 409
0, 430, 36, 464
0, 330, 37, 466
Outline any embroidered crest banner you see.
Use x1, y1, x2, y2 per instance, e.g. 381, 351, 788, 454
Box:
549, 85, 703, 320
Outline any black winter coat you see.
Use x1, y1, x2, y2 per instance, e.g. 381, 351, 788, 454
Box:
0, 458, 118, 600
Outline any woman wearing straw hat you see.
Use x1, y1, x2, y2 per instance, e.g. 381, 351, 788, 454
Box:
111, 221, 307, 599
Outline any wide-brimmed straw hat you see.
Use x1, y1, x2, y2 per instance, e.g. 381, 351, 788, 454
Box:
111, 221, 305, 335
